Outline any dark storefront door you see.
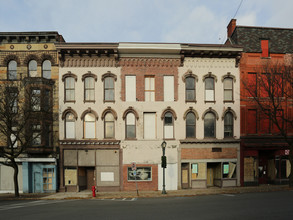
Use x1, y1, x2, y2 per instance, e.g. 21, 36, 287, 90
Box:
258, 153, 268, 184
86, 168, 95, 190
181, 163, 189, 189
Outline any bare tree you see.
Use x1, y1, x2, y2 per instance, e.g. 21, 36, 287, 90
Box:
242, 56, 293, 187
0, 79, 42, 197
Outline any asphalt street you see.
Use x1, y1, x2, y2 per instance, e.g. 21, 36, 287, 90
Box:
1, 191, 293, 220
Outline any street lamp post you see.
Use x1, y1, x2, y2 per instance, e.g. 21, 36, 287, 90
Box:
161, 141, 167, 194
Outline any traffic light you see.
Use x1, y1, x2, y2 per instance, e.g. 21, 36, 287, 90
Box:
161, 156, 167, 168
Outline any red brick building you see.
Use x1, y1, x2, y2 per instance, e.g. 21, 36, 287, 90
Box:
226, 19, 293, 186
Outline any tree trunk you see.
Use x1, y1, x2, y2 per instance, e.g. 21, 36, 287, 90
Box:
12, 160, 20, 197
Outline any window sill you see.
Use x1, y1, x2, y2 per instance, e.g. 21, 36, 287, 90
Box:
84, 100, 96, 103
223, 100, 234, 103
64, 100, 76, 103
125, 138, 137, 141
164, 138, 175, 140
204, 101, 216, 104
104, 100, 115, 103
185, 100, 197, 103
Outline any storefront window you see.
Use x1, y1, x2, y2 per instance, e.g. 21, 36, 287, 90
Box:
222, 162, 236, 178
43, 168, 54, 191
128, 167, 151, 181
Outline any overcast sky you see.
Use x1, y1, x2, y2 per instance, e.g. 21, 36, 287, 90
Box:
0, 0, 292, 44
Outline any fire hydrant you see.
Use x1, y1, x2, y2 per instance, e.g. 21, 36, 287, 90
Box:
92, 186, 96, 197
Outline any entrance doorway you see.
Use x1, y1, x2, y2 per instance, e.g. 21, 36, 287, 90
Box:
181, 163, 189, 189
259, 152, 269, 184
78, 167, 95, 190
207, 163, 221, 187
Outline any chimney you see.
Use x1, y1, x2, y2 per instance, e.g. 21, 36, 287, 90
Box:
227, 19, 237, 38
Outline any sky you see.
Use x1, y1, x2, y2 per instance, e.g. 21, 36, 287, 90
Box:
0, 0, 292, 44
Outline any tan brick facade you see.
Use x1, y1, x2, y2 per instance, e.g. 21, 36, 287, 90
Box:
181, 148, 237, 160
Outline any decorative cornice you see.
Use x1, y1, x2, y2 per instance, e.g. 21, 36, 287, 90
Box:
80, 107, 99, 120
182, 69, 198, 82
101, 107, 118, 120
119, 58, 181, 67
61, 107, 78, 120
122, 107, 139, 120
202, 107, 219, 120
161, 107, 177, 120
222, 107, 237, 120
62, 71, 77, 82
202, 72, 218, 82
221, 72, 236, 82
61, 57, 117, 68
183, 107, 199, 120
82, 71, 97, 82
59, 140, 121, 145
101, 71, 117, 82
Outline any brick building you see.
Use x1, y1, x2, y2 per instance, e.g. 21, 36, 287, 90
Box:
226, 19, 293, 186
0, 32, 64, 193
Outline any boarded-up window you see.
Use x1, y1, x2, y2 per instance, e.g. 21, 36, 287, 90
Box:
164, 76, 174, 102
164, 112, 174, 139
247, 109, 257, 134
144, 113, 156, 139
125, 75, 136, 101
145, 76, 155, 101
65, 168, 77, 185
205, 77, 214, 101
84, 113, 95, 139
261, 40, 269, 57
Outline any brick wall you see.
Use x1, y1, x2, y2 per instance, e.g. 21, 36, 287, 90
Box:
181, 148, 237, 160
122, 164, 158, 191
120, 58, 181, 102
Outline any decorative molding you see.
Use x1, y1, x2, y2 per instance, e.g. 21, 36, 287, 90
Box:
40, 53, 55, 65
183, 107, 199, 120
62, 57, 117, 67
80, 107, 99, 120
182, 69, 198, 82
221, 72, 236, 82
221, 107, 237, 120
202, 72, 218, 82
81, 71, 97, 82
101, 107, 118, 120
122, 107, 139, 120
161, 106, 177, 120
62, 71, 77, 82
202, 107, 219, 120
61, 107, 78, 120
101, 71, 117, 81
23, 54, 41, 65
2, 54, 21, 67
119, 58, 181, 67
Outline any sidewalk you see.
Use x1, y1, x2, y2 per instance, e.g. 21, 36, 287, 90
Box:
0, 185, 291, 200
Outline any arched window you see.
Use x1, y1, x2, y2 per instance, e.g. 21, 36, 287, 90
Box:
65, 77, 75, 102
126, 113, 136, 139
204, 112, 216, 138
28, 60, 37, 77
164, 112, 174, 139
104, 113, 115, 138
205, 77, 215, 101
186, 112, 196, 138
42, 60, 51, 79
84, 77, 95, 102
186, 76, 195, 101
65, 113, 76, 139
224, 78, 233, 101
224, 112, 234, 138
84, 113, 95, 139
104, 77, 115, 102
8, 60, 17, 80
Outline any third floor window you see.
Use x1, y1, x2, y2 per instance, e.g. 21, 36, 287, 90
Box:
65, 77, 75, 102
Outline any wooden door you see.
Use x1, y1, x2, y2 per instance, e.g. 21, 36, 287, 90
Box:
86, 168, 95, 189
181, 164, 189, 189
207, 168, 214, 186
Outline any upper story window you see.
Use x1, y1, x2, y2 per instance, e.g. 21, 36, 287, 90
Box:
9, 126, 18, 148
31, 89, 41, 111
8, 60, 17, 80
164, 112, 174, 139
43, 89, 51, 112
186, 112, 196, 138
65, 112, 76, 139
205, 77, 215, 102
145, 76, 155, 101
104, 77, 115, 102
125, 112, 136, 139
204, 112, 216, 138
125, 75, 136, 102
104, 112, 115, 139
32, 124, 41, 146
84, 113, 96, 139
7, 87, 18, 113
186, 76, 195, 102
42, 60, 51, 79
143, 112, 156, 139
28, 60, 37, 77
164, 76, 174, 102
224, 112, 234, 138
247, 72, 257, 97
65, 77, 75, 102
223, 78, 233, 101
84, 77, 95, 102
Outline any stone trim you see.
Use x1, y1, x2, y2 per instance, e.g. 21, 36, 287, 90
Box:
122, 107, 139, 120
183, 107, 199, 120
119, 58, 181, 67
202, 107, 219, 120
161, 106, 177, 120
80, 107, 99, 120
101, 107, 118, 120
221, 107, 237, 120
61, 107, 78, 120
